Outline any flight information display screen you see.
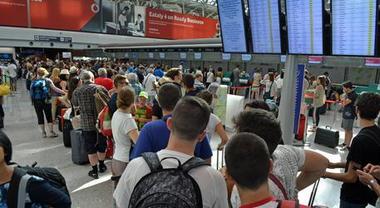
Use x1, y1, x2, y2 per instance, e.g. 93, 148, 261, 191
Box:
248, 0, 282, 54
217, 0, 248, 53
332, 0, 378, 56
286, 0, 324, 54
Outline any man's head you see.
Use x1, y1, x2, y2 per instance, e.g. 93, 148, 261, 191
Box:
195, 72, 203, 82
97, 68, 107, 78
233, 109, 282, 155
182, 73, 195, 90
342, 81, 354, 93
165, 68, 182, 84
81, 71, 95, 83
114, 75, 129, 90
196, 90, 213, 106
244, 100, 270, 111
225, 133, 271, 191
355, 93, 380, 121
158, 83, 182, 112
127, 73, 138, 84
168, 96, 211, 142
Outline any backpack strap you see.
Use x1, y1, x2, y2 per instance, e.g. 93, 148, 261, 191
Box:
276, 200, 300, 208
17, 174, 32, 208
269, 173, 289, 200
141, 152, 163, 172
7, 167, 28, 208
181, 157, 210, 173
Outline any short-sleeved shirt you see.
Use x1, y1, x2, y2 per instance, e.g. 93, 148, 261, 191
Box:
95, 77, 114, 91
151, 98, 163, 119
134, 104, 152, 129
239, 196, 309, 208
114, 149, 229, 208
72, 83, 108, 131
130, 115, 213, 160
206, 113, 221, 141
341, 125, 380, 205
0, 175, 71, 207
231, 145, 305, 207
343, 91, 358, 119
108, 93, 118, 117
111, 110, 138, 162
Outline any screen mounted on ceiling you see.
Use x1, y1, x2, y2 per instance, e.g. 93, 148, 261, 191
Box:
332, 0, 379, 56
217, 0, 248, 53
248, 0, 282, 54
286, 0, 324, 55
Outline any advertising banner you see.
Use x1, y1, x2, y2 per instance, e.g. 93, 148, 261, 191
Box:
145, 8, 218, 39
30, 0, 98, 31
0, 1, 219, 40
0, 0, 28, 27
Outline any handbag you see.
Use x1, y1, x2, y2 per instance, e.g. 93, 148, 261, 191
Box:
315, 126, 339, 148
97, 106, 112, 137
0, 84, 10, 96
263, 81, 274, 100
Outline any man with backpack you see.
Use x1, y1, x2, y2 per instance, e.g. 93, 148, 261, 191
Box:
114, 96, 228, 208
225, 132, 309, 208
324, 93, 380, 207
0, 130, 71, 207
130, 83, 213, 162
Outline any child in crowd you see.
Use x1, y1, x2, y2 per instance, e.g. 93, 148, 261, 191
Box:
133, 91, 152, 130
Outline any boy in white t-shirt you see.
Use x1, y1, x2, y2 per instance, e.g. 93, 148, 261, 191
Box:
114, 97, 228, 208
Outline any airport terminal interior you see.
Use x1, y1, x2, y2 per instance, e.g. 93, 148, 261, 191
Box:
0, 0, 380, 208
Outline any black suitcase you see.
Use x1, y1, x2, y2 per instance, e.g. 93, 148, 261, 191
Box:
70, 130, 89, 165
62, 119, 72, 147
315, 126, 339, 148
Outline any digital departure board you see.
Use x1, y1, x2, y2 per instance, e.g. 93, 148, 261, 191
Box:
286, 0, 324, 55
248, 0, 282, 54
217, 0, 248, 53
332, 0, 378, 56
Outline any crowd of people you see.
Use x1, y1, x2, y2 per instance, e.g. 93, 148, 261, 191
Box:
0, 58, 378, 208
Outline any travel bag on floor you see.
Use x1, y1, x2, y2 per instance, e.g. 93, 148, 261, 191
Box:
314, 126, 339, 148
70, 130, 89, 165
62, 119, 72, 147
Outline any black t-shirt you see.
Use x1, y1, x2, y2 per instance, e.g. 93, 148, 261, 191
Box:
152, 98, 162, 120
343, 91, 358, 119
341, 125, 380, 205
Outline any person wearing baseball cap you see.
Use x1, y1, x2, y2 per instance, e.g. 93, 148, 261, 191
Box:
134, 91, 152, 130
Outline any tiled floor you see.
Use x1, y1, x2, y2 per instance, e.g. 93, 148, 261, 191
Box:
2, 81, 376, 207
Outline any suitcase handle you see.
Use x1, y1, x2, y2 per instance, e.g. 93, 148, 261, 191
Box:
325, 126, 332, 130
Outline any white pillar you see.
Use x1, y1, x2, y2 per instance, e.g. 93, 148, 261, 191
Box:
278, 55, 301, 145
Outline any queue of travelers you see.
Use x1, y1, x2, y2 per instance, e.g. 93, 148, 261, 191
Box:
0, 58, 378, 208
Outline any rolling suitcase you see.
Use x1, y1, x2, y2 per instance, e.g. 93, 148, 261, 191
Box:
70, 130, 89, 165
314, 126, 339, 148
62, 119, 72, 147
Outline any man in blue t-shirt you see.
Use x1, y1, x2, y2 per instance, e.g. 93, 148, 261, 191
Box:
130, 83, 213, 162
153, 64, 164, 78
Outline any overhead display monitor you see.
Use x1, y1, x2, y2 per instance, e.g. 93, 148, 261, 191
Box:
286, 0, 324, 55
248, 0, 282, 54
217, 0, 248, 53
332, 0, 378, 56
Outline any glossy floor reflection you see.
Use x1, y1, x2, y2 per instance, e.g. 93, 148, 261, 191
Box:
3, 80, 376, 208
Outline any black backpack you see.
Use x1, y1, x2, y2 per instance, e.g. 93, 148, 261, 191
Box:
129, 152, 209, 208
7, 164, 70, 208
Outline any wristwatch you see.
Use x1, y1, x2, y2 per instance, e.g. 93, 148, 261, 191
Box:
370, 179, 377, 186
